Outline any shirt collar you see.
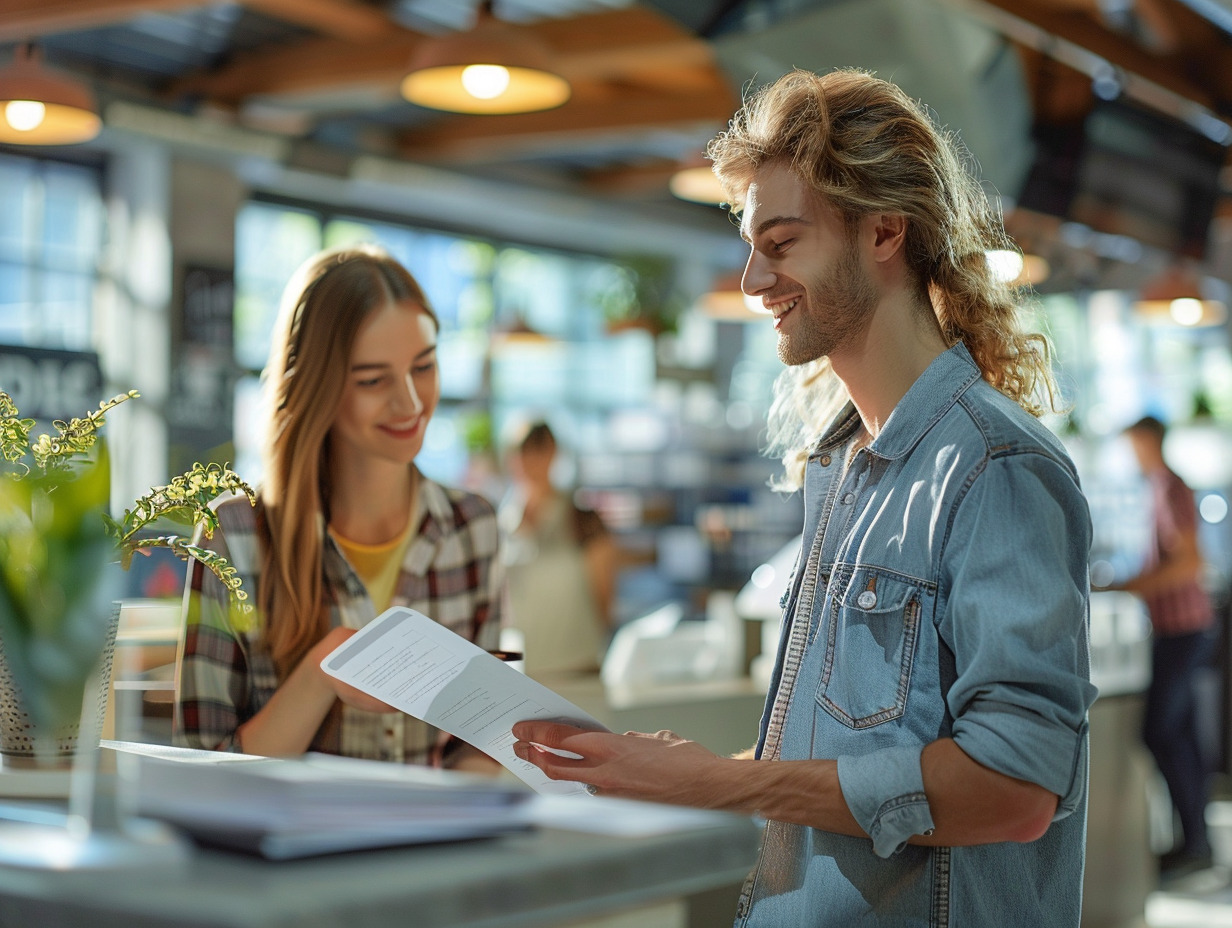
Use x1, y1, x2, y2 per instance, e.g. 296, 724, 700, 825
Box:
404, 472, 449, 577
812, 342, 982, 460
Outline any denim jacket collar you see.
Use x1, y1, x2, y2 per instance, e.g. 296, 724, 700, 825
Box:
811, 342, 982, 461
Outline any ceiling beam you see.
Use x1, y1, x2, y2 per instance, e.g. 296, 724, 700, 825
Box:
530, 5, 699, 51
238, 0, 393, 42
170, 33, 423, 104
397, 85, 738, 164
169, 5, 717, 103
0, 0, 204, 41
173, 33, 716, 104
977, 0, 1232, 113
582, 160, 684, 197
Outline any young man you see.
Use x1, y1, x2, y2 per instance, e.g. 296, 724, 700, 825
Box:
513, 69, 1095, 926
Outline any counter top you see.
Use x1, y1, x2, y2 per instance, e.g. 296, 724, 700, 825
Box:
0, 807, 760, 928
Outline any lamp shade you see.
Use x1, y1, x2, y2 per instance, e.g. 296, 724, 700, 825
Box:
1133, 264, 1227, 328
669, 165, 725, 205
696, 271, 767, 321
400, 6, 569, 115
0, 45, 100, 145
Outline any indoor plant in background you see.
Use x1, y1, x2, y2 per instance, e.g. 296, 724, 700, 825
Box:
0, 388, 254, 868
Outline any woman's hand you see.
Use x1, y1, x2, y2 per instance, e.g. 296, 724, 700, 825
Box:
236, 625, 397, 755
312, 627, 399, 713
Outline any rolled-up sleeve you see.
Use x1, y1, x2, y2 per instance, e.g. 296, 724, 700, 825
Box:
940, 452, 1097, 816
838, 745, 935, 857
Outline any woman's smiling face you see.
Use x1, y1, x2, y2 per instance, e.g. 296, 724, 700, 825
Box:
329, 299, 440, 469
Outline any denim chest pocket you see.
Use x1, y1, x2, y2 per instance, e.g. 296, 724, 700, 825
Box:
816, 568, 922, 729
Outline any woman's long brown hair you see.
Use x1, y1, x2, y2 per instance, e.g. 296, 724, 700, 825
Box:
259, 244, 437, 679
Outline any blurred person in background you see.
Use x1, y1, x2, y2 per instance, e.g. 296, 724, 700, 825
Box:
175, 244, 504, 773
1107, 415, 1215, 877
498, 420, 616, 678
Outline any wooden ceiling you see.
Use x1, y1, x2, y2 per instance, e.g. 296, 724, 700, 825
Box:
2, 0, 1231, 240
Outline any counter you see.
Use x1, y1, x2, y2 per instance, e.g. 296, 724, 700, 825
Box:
0, 780, 760, 928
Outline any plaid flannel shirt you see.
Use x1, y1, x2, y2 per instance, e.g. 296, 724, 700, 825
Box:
173, 473, 504, 765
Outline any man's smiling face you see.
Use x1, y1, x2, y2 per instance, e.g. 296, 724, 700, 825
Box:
739, 161, 877, 366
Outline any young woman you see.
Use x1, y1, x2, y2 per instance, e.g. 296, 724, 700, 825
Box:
174, 244, 504, 769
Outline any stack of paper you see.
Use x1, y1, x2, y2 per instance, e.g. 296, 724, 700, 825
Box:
117, 743, 531, 859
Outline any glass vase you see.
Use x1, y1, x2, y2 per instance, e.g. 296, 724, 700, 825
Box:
0, 601, 190, 870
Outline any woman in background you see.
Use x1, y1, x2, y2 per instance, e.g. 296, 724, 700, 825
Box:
175, 244, 504, 770
499, 421, 616, 678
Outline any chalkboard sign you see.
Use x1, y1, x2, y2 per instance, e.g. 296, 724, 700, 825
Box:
0, 345, 103, 420
182, 265, 234, 349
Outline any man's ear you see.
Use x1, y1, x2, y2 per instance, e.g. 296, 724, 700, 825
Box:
868, 213, 908, 263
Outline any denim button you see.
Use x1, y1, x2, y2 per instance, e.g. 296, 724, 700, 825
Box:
857, 590, 877, 609
820, 454, 832, 467
842, 493, 855, 505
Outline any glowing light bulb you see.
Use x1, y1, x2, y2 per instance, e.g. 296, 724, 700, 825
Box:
985, 249, 1025, 284
1170, 297, 1204, 326
460, 65, 510, 100
1200, 493, 1228, 524
5, 100, 46, 132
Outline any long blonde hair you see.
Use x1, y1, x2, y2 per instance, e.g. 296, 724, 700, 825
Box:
259, 244, 437, 678
708, 68, 1061, 489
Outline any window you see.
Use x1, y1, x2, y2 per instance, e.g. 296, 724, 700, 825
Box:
0, 154, 103, 349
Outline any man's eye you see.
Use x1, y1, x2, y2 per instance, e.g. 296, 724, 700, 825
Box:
771, 238, 793, 253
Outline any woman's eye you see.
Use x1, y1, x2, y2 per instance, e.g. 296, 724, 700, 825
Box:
413, 361, 437, 376
355, 376, 384, 387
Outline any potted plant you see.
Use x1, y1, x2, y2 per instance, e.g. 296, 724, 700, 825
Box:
0, 388, 254, 762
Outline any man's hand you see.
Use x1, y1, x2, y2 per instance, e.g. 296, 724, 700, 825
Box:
511, 721, 727, 806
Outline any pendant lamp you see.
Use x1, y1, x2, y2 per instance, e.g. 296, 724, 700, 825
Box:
400, 1, 570, 115
669, 164, 726, 206
0, 44, 101, 145
1133, 263, 1227, 328
697, 271, 767, 320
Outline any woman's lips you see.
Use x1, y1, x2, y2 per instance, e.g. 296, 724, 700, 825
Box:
380, 421, 421, 439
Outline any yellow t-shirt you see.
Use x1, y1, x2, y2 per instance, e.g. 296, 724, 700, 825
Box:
330, 511, 416, 613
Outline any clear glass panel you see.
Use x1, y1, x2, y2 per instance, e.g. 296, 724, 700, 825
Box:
494, 247, 571, 338
0, 261, 33, 346
437, 329, 486, 400
35, 271, 92, 349
234, 203, 322, 370
42, 163, 104, 272
0, 155, 36, 265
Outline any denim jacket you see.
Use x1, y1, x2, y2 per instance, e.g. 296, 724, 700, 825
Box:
737, 344, 1097, 927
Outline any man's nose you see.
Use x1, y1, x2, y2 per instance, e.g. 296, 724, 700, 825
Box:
742, 249, 774, 298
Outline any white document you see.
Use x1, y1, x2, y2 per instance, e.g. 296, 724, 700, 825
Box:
321, 607, 606, 796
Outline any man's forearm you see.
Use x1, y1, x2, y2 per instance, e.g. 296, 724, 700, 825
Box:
698, 740, 1056, 847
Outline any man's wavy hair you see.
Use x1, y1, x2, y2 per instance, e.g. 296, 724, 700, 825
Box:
708, 68, 1061, 490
